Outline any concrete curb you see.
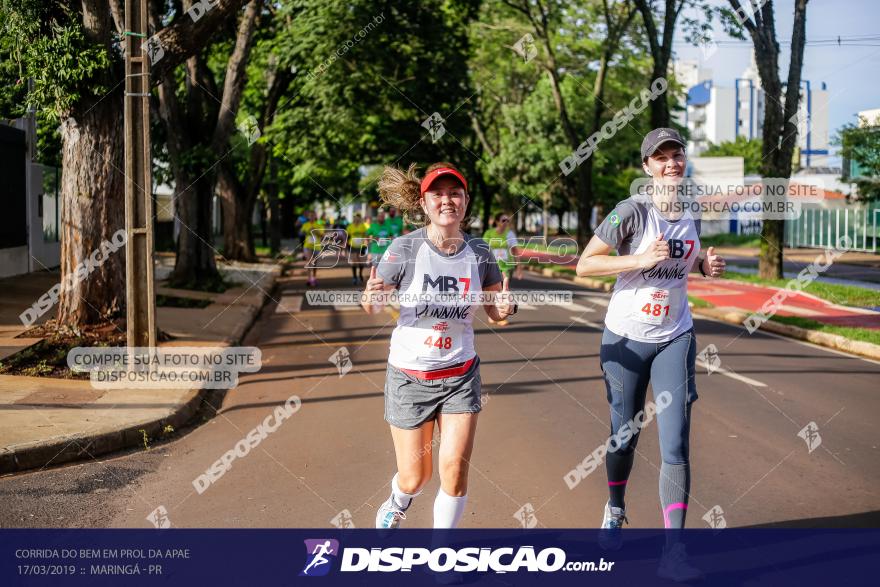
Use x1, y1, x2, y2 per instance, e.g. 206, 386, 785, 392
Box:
691, 306, 880, 361
0, 264, 282, 475
0, 390, 203, 475
524, 265, 880, 362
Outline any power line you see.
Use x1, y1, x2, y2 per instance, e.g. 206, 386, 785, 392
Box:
677, 34, 880, 46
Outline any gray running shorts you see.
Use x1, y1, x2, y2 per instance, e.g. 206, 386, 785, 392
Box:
384, 357, 482, 430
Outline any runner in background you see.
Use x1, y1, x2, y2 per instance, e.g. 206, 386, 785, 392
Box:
300, 210, 325, 287
575, 128, 725, 582
362, 162, 516, 530
366, 209, 393, 266
482, 212, 522, 326
295, 210, 308, 252
346, 213, 369, 285
387, 207, 405, 237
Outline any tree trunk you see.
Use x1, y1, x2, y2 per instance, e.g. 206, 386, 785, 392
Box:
732, 0, 809, 279
477, 174, 492, 232
634, 0, 676, 129
171, 173, 218, 285
648, 61, 671, 128
57, 98, 126, 328
267, 200, 281, 257
217, 166, 256, 261
266, 155, 281, 255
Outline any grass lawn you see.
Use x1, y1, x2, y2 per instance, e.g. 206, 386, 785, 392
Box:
769, 316, 880, 346
526, 260, 615, 283
700, 233, 763, 248
722, 271, 880, 309
688, 295, 714, 309
520, 241, 579, 255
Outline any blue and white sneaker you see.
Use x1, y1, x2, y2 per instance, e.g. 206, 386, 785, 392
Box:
598, 501, 627, 550
376, 495, 408, 529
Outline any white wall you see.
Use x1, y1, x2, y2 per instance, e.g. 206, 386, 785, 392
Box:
706, 86, 735, 145
27, 163, 60, 271
0, 246, 28, 277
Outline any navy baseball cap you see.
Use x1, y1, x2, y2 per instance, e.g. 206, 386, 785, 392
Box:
641, 128, 686, 161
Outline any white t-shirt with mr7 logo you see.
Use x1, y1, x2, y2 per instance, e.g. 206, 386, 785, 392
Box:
595, 198, 702, 343
378, 228, 503, 371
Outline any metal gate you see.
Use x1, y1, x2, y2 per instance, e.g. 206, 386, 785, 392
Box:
785, 204, 879, 253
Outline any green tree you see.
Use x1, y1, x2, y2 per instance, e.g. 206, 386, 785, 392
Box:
702, 136, 764, 175
152, 1, 262, 280
0, 0, 253, 328
633, 0, 718, 128
271, 0, 480, 226
835, 113, 880, 202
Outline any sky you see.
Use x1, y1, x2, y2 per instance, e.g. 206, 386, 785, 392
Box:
672, 0, 880, 160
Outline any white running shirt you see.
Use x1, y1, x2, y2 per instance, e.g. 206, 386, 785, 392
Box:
377, 228, 503, 370
595, 198, 702, 343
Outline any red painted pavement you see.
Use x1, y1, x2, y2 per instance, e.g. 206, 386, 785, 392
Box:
523, 249, 880, 330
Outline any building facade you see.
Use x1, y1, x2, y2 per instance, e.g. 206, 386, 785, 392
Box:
674, 59, 830, 169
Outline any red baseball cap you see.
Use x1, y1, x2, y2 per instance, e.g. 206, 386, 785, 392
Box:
420, 167, 468, 196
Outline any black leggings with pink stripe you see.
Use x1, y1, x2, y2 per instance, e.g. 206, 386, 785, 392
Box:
599, 327, 697, 529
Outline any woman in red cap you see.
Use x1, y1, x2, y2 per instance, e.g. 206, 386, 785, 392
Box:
362, 162, 517, 529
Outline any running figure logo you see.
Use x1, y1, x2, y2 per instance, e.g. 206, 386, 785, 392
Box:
146, 505, 171, 529
300, 539, 339, 577
308, 231, 345, 269
330, 509, 356, 529
513, 33, 538, 63
329, 347, 352, 378
702, 505, 727, 530
422, 112, 446, 143
797, 421, 822, 453
513, 503, 539, 529
697, 344, 721, 374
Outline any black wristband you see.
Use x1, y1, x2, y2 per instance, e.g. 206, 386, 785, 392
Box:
698, 257, 708, 277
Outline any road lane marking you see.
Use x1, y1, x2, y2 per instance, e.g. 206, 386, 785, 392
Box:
697, 360, 767, 387
569, 316, 604, 329
575, 295, 609, 307
276, 295, 303, 313
556, 301, 596, 312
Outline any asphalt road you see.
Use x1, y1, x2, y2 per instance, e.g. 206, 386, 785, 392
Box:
1, 268, 878, 530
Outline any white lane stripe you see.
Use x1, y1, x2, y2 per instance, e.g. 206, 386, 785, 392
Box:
570, 316, 604, 329
276, 295, 303, 313
575, 295, 609, 307
697, 360, 767, 387
557, 302, 596, 312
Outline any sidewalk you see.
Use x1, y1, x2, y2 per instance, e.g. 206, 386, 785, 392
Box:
0, 259, 282, 475
524, 248, 880, 329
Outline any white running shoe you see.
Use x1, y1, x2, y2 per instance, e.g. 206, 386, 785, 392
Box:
375, 495, 408, 529
598, 501, 627, 550
656, 542, 704, 583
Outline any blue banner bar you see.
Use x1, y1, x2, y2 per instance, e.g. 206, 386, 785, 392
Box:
2, 529, 877, 586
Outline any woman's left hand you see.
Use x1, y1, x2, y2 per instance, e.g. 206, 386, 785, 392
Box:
702, 246, 726, 278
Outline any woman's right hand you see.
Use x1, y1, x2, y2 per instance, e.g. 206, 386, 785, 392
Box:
363, 266, 387, 312
365, 265, 385, 293
637, 233, 669, 269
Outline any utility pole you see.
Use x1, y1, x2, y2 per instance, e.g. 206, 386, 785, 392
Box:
124, 0, 156, 349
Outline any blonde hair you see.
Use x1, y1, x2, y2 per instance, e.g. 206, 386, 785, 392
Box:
377, 162, 468, 228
